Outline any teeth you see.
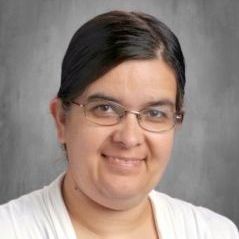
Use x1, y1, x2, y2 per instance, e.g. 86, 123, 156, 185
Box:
103, 154, 142, 162
113, 157, 136, 162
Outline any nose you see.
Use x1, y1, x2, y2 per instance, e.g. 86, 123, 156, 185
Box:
111, 113, 144, 148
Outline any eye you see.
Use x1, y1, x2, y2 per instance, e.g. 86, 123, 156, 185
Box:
92, 103, 115, 114
147, 109, 164, 118
87, 101, 119, 118
142, 108, 170, 122
95, 104, 113, 112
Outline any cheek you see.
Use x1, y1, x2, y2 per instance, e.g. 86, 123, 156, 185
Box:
150, 131, 175, 171
64, 119, 108, 166
144, 132, 175, 190
64, 125, 103, 186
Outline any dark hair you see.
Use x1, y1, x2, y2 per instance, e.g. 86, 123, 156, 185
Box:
57, 10, 185, 112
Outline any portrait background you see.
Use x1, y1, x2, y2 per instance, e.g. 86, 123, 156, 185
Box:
0, 0, 238, 226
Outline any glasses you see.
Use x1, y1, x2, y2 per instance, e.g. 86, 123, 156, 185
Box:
71, 99, 183, 133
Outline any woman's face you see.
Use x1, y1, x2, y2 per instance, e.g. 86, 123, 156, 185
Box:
52, 58, 178, 210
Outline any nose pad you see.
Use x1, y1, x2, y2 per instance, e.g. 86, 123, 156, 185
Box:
111, 113, 144, 148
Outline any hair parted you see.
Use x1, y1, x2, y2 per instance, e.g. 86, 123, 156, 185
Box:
57, 10, 186, 112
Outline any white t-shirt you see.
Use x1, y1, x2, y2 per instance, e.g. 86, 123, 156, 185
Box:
0, 173, 238, 239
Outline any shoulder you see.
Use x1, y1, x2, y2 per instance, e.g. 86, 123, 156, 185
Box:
0, 186, 49, 238
198, 206, 239, 238
149, 190, 239, 239
0, 174, 64, 238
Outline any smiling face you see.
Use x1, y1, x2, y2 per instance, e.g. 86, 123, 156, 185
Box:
51, 58, 178, 210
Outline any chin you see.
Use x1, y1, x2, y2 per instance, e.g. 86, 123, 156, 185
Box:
93, 179, 154, 210
96, 191, 148, 211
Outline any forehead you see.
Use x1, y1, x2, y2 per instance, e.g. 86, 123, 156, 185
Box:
79, 59, 177, 107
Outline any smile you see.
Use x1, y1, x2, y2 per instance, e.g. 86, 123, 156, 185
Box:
102, 154, 144, 161
101, 154, 145, 173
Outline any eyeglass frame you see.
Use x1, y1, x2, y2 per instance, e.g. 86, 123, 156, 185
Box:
70, 100, 184, 133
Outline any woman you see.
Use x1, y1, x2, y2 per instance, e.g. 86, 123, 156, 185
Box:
0, 10, 238, 239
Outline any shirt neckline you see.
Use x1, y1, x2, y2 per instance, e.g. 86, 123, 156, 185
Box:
47, 173, 170, 239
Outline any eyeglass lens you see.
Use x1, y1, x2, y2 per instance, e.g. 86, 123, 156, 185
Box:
83, 100, 179, 132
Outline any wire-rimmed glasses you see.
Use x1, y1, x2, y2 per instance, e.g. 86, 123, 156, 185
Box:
71, 99, 183, 133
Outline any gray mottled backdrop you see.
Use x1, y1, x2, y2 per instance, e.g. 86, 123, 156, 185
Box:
0, 0, 238, 226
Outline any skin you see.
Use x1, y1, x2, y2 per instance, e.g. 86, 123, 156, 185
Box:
50, 58, 179, 238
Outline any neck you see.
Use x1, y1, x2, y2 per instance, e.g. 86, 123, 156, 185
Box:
62, 172, 154, 237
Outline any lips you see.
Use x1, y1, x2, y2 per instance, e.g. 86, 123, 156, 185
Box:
102, 154, 144, 162
102, 153, 145, 170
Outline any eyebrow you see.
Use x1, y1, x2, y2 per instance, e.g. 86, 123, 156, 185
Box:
143, 100, 175, 109
87, 93, 121, 103
87, 93, 175, 109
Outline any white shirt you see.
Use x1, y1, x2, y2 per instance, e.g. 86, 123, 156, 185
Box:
0, 174, 238, 239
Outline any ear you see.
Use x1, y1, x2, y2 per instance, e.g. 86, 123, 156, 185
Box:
175, 111, 184, 130
49, 97, 67, 144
